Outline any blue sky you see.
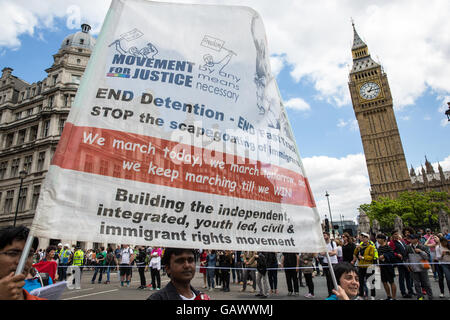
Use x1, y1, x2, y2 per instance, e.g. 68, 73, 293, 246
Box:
1, 0, 449, 222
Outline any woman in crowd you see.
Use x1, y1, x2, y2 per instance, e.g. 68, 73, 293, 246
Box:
300, 252, 316, 298
436, 237, 450, 298
342, 232, 356, 263
206, 250, 217, 291
199, 249, 208, 288
266, 251, 279, 294
325, 262, 360, 300
335, 239, 343, 263
32, 245, 58, 282
149, 247, 162, 290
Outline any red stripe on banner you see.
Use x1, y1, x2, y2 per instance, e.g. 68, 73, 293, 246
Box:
53, 123, 316, 207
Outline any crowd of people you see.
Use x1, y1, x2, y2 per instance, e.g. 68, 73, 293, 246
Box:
2, 224, 450, 300
26, 227, 450, 300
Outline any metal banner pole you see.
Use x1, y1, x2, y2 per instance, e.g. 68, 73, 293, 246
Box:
325, 252, 338, 291
15, 234, 34, 276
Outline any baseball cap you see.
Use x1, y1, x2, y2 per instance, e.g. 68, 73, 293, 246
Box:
409, 234, 419, 239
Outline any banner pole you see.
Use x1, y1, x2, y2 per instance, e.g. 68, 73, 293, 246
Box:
326, 252, 338, 291
15, 234, 34, 276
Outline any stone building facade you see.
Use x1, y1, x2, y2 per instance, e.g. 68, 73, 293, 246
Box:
0, 25, 97, 249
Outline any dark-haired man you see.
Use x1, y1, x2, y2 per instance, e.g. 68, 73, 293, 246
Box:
0, 226, 45, 300
147, 248, 202, 300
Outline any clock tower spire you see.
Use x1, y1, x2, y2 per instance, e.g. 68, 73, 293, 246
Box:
348, 23, 411, 200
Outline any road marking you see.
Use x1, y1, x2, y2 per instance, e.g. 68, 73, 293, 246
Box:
62, 289, 119, 300
64, 287, 94, 294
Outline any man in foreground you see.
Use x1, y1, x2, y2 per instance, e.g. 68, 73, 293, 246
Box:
147, 248, 202, 300
0, 226, 45, 300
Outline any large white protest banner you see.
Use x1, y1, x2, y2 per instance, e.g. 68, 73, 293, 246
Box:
30, 0, 327, 253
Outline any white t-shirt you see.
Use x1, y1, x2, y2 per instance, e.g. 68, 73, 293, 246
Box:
323, 241, 338, 264
120, 247, 133, 264
180, 291, 196, 300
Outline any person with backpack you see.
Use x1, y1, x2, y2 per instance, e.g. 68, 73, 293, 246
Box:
300, 252, 317, 298
119, 244, 135, 287
376, 233, 397, 300
104, 247, 116, 284
320, 231, 338, 298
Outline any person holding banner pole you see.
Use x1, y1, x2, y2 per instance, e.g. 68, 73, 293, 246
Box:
1, 226, 45, 300
325, 262, 359, 300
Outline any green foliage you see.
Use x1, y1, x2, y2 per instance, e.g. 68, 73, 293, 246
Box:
359, 191, 449, 230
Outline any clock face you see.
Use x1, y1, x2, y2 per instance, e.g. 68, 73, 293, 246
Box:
359, 82, 380, 100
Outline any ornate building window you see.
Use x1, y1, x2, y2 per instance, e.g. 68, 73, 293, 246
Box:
0, 161, 7, 180
18, 129, 26, 144
29, 125, 38, 141
37, 152, 46, 172
23, 155, 33, 173
42, 120, 50, 137
17, 187, 27, 212
10, 158, 20, 177
5, 132, 14, 148
4, 190, 14, 214
31, 185, 40, 210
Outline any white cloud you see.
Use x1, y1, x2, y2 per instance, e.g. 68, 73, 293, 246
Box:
269, 54, 286, 77
284, 97, 311, 112
1, 0, 449, 109
302, 153, 371, 221
0, 0, 109, 48
337, 118, 358, 131
411, 155, 450, 176
400, 115, 410, 121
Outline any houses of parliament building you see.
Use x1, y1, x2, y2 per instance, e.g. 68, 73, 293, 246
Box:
0, 23, 448, 247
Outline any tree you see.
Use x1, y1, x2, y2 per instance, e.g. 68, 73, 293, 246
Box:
359, 191, 449, 231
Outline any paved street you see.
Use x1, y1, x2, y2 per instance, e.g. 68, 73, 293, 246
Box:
59, 266, 447, 301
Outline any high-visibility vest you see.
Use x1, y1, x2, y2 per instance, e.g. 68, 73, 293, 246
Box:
359, 241, 379, 260
72, 250, 84, 266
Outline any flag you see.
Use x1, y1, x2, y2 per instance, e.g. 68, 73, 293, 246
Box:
30, 0, 326, 253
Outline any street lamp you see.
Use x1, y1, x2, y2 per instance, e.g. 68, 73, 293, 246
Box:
446, 102, 450, 121
13, 170, 27, 227
325, 191, 335, 238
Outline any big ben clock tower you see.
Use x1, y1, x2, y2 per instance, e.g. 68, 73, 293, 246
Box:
348, 23, 411, 200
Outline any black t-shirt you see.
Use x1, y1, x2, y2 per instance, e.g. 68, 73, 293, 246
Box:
342, 243, 356, 263
283, 253, 297, 268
